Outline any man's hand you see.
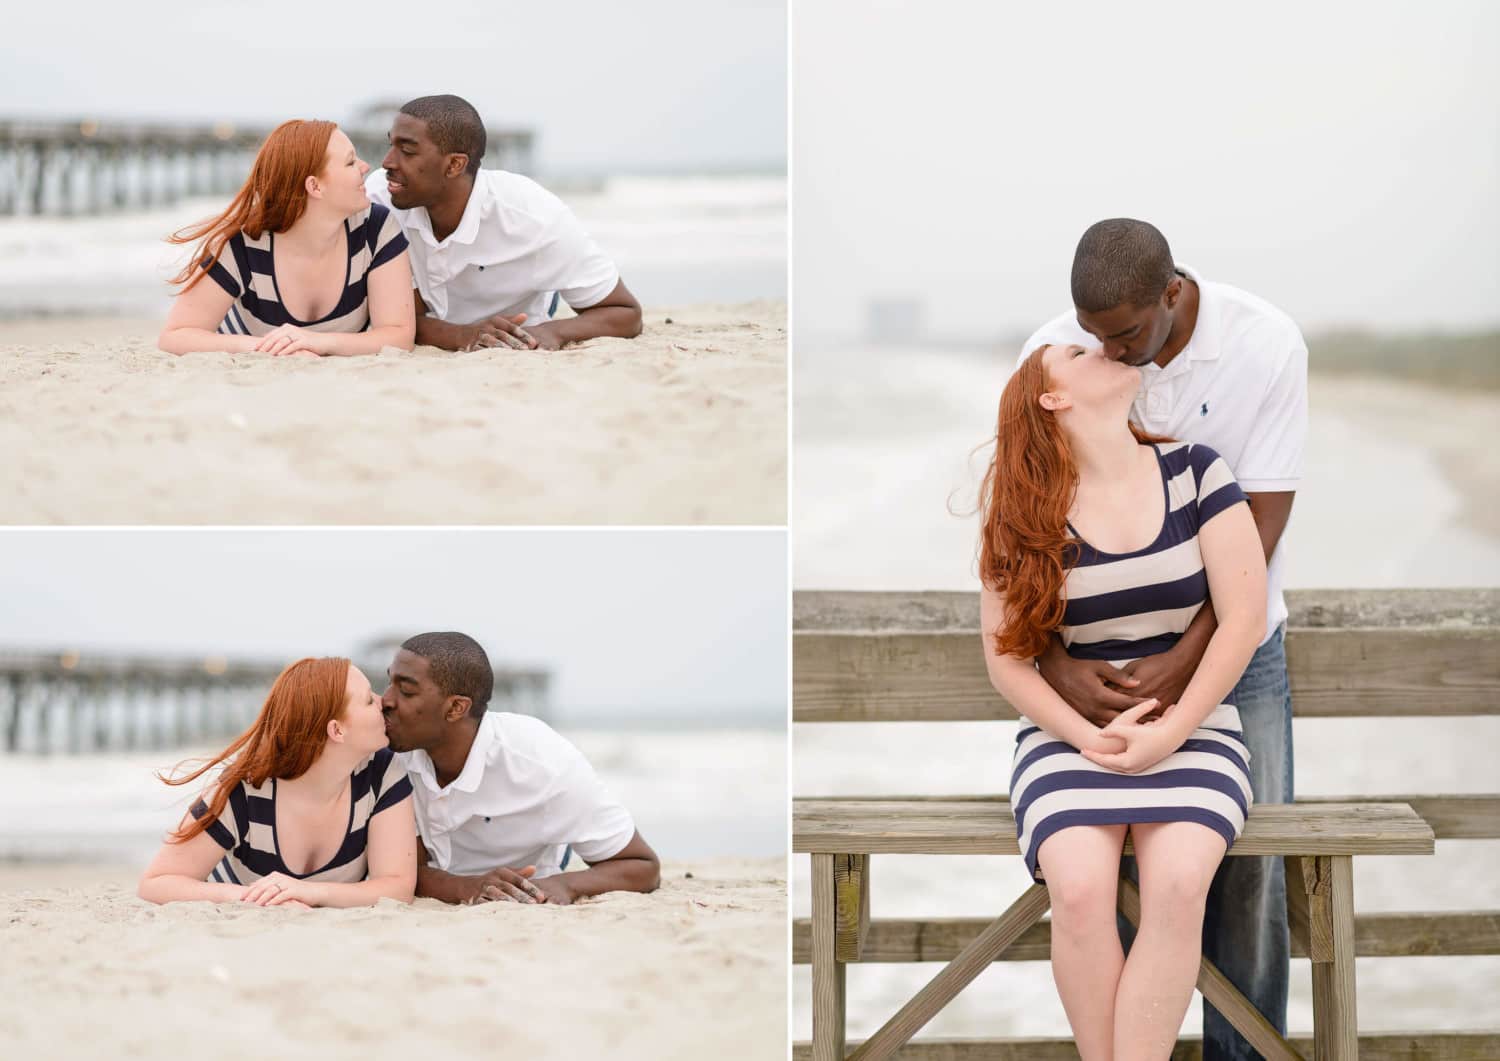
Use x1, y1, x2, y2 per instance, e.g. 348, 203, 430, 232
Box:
1035, 635, 1143, 726
530, 874, 577, 906
1117, 641, 1198, 713
518, 321, 567, 351
466, 313, 539, 352
466, 864, 547, 905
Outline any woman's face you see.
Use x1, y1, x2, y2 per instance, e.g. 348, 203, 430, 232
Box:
1039, 342, 1141, 416
339, 666, 389, 755
316, 128, 371, 216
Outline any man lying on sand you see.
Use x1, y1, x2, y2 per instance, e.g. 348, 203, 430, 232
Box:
367, 94, 644, 353
381, 631, 661, 905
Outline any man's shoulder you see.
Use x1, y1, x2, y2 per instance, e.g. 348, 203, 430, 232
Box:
1205, 280, 1305, 354
476, 169, 570, 225
486, 712, 576, 766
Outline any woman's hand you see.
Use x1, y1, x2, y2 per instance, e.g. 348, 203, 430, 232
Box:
253, 325, 335, 357
240, 872, 322, 907
1079, 698, 1182, 774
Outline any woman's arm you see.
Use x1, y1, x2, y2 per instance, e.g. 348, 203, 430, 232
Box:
980, 586, 1121, 753
137, 813, 248, 903
250, 795, 417, 908
157, 278, 260, 355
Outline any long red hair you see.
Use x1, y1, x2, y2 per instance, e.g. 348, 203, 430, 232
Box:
160, 656, 351, 843
166, 119, 337, 291
978, 345, 1169, 659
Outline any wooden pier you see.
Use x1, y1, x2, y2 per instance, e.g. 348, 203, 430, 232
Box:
0, 650, 552, 755
0, 113, 535, 218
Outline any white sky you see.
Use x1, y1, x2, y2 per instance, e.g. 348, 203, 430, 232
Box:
794, 0, 1500, 339
3, 0, 786, 175
0, 529, 787, 724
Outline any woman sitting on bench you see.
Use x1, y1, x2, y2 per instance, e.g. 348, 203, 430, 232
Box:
977, 342, 1267, 1059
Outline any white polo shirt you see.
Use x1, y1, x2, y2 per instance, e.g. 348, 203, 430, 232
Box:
399, 712, 636, 879
1016, 264, 1308, 640
365, 169, 620, 327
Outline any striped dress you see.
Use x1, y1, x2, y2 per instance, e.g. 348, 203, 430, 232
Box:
1011, 441, 1255, 880
199, 203, 408, 337
190, 747, 412, 886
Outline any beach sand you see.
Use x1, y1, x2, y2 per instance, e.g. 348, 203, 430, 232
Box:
0, 301, 786, 525
1, 856, 786, 1060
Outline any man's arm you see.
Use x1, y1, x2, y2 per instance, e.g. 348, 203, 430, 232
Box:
523, 279, 644, 350
530, 830, 660, 906
411, 289, 539, 352
412, 837, 547, 905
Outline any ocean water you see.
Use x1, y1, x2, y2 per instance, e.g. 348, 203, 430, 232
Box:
791, 342, 1500, 1041
0, 726, 787, 865
0, 172, 786, 319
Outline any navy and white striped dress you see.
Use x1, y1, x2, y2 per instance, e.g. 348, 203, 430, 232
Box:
189, 747, 412, 886
1012, 442, 1255, 880
200, 203, 408, 337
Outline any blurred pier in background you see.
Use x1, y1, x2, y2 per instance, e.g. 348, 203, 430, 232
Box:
0, 649, 552, 754
0, 105, 535, 218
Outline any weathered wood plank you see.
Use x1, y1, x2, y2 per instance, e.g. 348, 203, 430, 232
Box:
1290, 855, 1337, 963
847, 886, 1051, 1061
1117, 877, 1301, 1061
811, 794, 1500, 841
811, 853, 846, 1061
794, 801, 1436, 856
794, 627, 1500, 721
791, 911, 1500, 964
835, 854, 872, 963
792, 1033, 1500, 1061
1311, 856, 1359, 1061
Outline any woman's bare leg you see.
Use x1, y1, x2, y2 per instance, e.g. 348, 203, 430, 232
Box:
1114, 822, 1227, 1061
1035, 824, 1129, 1061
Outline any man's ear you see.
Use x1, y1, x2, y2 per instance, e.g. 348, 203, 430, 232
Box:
443, 696, 473, 723
444, 154, 470, 180
1039, 391, 1071, 412
1163, 275, 1182, 310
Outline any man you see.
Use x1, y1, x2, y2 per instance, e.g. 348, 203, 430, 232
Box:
381, 631, 660, 905
366, 94, 643, 352
1016, 219, 1306, 1061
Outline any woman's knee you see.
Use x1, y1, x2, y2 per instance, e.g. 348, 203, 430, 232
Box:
1047, 870, 1120, 930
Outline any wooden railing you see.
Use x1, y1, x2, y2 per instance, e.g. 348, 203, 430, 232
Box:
792, 588, 1500, 1060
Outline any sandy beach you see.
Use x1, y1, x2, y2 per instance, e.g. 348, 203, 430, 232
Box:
0, 301, 786, 525
1, 855, 786, 1060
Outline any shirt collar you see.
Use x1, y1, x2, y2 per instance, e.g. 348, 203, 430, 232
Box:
411, 714, 498, 795
414, 173, 487, 250
1175, 262, 1221, 363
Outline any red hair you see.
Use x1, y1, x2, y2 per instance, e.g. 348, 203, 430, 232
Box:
160, 656, 351, 843
978, 346, 1169, 659
167, 119, 338, 291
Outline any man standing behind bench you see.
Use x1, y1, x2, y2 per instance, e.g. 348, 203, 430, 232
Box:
1017, 219, 1307, 1061
367, 94, 643, 352
381, 631, 660, 905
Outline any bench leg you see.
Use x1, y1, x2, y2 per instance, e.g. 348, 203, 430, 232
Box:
811, 853, 847, 1061
1311, 855, 1358, 1060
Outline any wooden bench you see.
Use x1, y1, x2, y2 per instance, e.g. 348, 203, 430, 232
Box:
793, 588, 1500, 1061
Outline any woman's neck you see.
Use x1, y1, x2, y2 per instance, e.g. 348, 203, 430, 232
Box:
1064, 415, 1144, 485
279, 203, 346, 255
282, 745, 357, 802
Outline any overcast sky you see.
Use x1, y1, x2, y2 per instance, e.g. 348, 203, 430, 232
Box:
3, 0, 786, 175
794, 0, 1500, 340
0, 530, 786, 725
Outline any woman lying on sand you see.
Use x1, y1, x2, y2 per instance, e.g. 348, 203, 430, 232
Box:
138, 657, 416, 907
158, 120, 415, 356
978, 343, 1266, 1059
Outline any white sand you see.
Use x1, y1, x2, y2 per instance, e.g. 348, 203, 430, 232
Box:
0, 302, 786, 525
0, 856, 787, 1060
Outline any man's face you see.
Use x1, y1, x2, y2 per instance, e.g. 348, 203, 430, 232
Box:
381, 649, 452, 753
381, 113, 454, 211
1075, 291, 1174, 367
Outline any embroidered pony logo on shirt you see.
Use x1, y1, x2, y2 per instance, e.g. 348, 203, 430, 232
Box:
1201, 402, 1209, 416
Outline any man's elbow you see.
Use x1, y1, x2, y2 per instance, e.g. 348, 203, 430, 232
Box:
635, 854, 661, 894
620, 305, 644, 339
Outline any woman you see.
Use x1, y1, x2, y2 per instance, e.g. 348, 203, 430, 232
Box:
138, 657, 416, 907
157, 120, 415, 356
978, 343, 1266, 1059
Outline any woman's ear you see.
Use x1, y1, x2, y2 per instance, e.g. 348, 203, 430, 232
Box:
305, 174, 323, 199
1039, 391, 1070, 412
327, 718, 345, 743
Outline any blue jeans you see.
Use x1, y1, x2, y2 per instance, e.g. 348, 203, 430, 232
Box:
1118, 623, 1293, 1060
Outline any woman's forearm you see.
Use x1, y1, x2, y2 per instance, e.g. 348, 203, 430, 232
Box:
138, 874, 246, 904
989, 654, 1102, 749
305, 874, 415, 907
1164, 612, 1265, 742
320, 326, 415, 356
157, 329, 260, 355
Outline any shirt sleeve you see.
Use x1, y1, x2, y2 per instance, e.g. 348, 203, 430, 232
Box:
199, 235, 246, 298
540, 733, 636, 864
530, 202, 620, 311
367, 204, 410, 272
1232, 326, 1308, 492
369, 748, 414, 816
190, 781, 245, 851
1188, 443, 1250, 526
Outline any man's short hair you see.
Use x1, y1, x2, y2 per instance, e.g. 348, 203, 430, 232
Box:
402, 631, 494, 718
1070, 219, 1178, 312
399, 95, 486, 177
